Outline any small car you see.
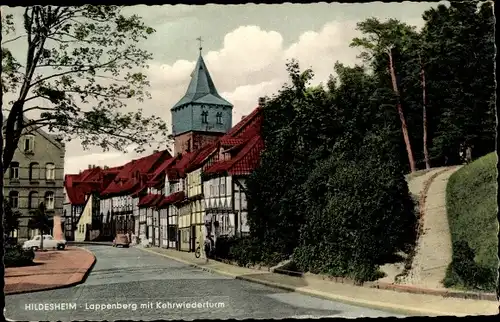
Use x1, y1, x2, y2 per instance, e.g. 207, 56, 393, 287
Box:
113, 234, 130, 248
23, 235, 66, 251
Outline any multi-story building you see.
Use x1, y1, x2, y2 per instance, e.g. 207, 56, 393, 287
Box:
4, 124, 65, 241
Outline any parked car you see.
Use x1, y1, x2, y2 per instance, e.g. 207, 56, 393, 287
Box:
113, 234, 130, 248
23, 235, 66, 251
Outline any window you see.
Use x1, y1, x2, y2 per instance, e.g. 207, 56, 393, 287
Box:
9, 162, 19, 180
34, 236, 41, 241
210, 185, 214, 196
44, 236, 53, 240
220, 183, 226, 195
45, 192, 55, 210
216, 112, 223, 124
29, 162, 39, 181
28, 191, 39, 209
45, 163, 55, 180
24, 135, 34, 152
201, 111, 208, 124
9, 191, 19, 208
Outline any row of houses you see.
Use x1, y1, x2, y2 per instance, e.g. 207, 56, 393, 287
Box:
63, 50, 264, 252
63, 106, 263, 252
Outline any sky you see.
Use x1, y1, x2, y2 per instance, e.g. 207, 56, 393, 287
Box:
1, 3, 446, 174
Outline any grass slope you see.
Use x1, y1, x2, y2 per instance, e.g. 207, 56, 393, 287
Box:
445, 152, 498, 291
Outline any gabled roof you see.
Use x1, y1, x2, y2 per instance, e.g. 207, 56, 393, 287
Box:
3, 116, 65, 151
157, 191, 186, 209
172, 54, 232, 110
185, 141, 219, 173
138, 194, 164, 208
146, 155, 180, 187
205, 134, 264, 176
64, 167, 115, 205
167, 152, 198, 180
220, 107, 262, 144
100, 150, 172, 197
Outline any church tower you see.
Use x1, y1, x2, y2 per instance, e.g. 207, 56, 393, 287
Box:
171, 40, 233, 155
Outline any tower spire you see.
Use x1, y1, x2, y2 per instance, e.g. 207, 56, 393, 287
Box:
196, 36, 203, 55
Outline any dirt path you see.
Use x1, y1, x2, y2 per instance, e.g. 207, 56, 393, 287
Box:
378, 167, 451, 284
399, 166, 461, 288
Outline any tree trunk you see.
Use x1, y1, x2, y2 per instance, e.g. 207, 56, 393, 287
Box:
388, 49, 416, 173
420, 58, 431, 170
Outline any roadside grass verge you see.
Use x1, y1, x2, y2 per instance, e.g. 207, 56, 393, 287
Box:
444, 152, 498, 292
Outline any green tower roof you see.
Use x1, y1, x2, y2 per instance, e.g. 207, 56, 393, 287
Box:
172, 54, 233, 110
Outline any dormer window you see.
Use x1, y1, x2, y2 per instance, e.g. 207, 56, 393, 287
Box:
201, 111, 208, 124
216, 112, 222, 125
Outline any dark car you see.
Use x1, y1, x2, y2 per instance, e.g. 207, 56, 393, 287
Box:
113, 234, 130, 248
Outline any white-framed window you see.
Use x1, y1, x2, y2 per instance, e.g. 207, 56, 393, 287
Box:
216, 112, 223, 125
9, 162, 19, 180
9, 191, 19, 209
220, 183, 226, 196
45, 163, 55, 180
24, 135, 35, 152
45, 192, 55, 210
210, 185, 214, 196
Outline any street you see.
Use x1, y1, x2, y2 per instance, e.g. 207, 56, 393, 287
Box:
5, 246, 403, 320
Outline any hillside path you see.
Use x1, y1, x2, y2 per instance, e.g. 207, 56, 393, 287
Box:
400, 166, 462, 289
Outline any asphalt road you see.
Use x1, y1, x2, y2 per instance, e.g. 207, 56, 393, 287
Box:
6, 245, 404, 320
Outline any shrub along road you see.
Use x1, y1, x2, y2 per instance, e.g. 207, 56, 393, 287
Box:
5, 246, 403, 321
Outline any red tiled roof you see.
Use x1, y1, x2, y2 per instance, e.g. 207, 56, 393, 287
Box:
168, 152, 197, 180
205, 134, 264, 176
147, 155, 179, 186
185, 142, 218, 172
221, 107, 262, 142
65, 167, 115, 205
100, 150, 172, 197
138, 194, 164, 208
157, 191, 185, 209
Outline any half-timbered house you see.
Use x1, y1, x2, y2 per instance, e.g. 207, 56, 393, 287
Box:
202, 106, 263, 243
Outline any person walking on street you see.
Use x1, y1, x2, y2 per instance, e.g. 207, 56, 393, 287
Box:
204, 236, 211, 263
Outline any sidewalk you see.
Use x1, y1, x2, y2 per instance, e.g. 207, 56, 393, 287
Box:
137, 246, 498, 316
5, 247, 96, 295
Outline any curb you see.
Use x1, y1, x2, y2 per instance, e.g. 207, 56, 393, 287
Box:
136, 246, 239, 279
234, 275, 466, 317
5, 247, 96, 296
67, 241, 113, 246
369, 282, 497, 302
136, 247, 472, 316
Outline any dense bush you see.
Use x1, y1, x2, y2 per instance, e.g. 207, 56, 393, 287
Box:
4, 245, 35, 267
443, 240, 497, 291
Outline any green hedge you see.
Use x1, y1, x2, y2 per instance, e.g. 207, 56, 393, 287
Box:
5, 245, 36, 268
444, 152, 498, 291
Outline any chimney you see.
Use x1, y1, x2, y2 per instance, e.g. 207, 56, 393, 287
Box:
241, 115, 247, 120
258, 97, 266, 107
103, 166, 109, 170
88, 164, 92, 169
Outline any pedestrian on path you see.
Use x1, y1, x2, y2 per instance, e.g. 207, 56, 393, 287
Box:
204, 236, 211, 263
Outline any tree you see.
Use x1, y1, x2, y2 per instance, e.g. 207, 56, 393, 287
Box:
421, 1, 495, 164
28, 202, 51, 250
3, 198, 21, 237
1, 6, 170, 175
350, 18, 418, 173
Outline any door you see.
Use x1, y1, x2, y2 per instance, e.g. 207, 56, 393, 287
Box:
190, 226, 196, 252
